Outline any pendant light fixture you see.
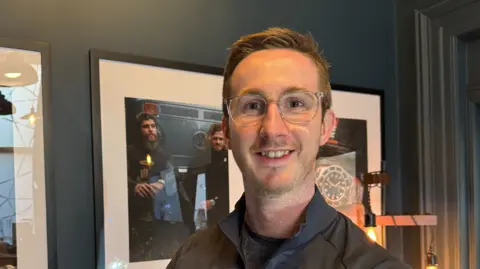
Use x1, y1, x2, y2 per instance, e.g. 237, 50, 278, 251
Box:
361, 172, 378, 242
20, 105, 38, 125
426, 247, 438, 269
425, 226, 438, 269
0, 52, 38, 87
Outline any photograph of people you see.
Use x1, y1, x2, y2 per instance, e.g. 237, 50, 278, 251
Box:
125, 112, 189, 262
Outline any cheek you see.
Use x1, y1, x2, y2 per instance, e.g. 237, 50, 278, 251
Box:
289, 124, 322, 152
229, 125, 257, 150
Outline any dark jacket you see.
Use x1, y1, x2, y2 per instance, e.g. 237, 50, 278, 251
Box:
167, 188, 412, 269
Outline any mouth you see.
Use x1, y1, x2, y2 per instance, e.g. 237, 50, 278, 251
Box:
256, 150, 294, 159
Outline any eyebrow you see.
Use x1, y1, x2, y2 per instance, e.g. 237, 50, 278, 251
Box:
238, 86, 309, 97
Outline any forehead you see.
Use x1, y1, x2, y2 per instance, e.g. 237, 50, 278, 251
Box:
229, 49, 320, 98
142, 119, 155, 125
211, 131, 224, 138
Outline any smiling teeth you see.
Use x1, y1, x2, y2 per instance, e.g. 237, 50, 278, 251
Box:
261, 151, 290, 158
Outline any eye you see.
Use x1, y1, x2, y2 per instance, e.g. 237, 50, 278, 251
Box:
286, 99, 304, 108
247, 102, 260, 109
242, 100, 265, 114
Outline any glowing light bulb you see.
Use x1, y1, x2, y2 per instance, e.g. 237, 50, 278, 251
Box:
5, 72, 22, 79
146, 154, 152, 166
365, 226, 377, 242
426, 266, 438, 269
28, 114, 36, 125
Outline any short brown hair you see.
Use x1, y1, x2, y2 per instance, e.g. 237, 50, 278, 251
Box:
208, 122, 223, 136
222, 27, 332, 120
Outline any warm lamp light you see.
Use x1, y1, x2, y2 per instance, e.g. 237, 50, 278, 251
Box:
0, 52, 38, 87
28, 113, 36, 125
20, 106, 38, 125
365, 226, 377, 242
5, 72, 21, 79
364, 211, 377, 242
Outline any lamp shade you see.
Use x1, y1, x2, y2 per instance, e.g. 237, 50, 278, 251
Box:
0, 52, 38, 87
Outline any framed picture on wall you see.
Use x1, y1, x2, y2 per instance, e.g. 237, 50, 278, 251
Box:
90, 49, 243, 269
0, 38, 55, 269
90, 49, 386, 269
316, 84, 385, 246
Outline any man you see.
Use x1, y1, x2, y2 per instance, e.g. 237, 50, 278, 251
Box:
183, 123, 230, 232
167, 28, 412, 268
203, 123, 229, 227
208, 122, 227, 151
127, 112, 189, 261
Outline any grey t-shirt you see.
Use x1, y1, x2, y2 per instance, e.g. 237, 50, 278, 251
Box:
240, 223, 286, 269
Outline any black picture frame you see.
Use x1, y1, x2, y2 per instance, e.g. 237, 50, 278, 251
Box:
89, 49, 386, 266
0, 37, 55, 268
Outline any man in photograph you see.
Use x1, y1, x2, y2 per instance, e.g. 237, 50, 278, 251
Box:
208, 122, 227, 152
203, 123, 229, 227
126, 112, 189, 261
166, 27, 411, 268
182, 122, 229, 233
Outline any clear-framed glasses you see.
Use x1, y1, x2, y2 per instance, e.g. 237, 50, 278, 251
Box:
224, 90, 324, 127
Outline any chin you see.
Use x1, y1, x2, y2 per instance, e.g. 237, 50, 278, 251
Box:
252, 172, 297, 195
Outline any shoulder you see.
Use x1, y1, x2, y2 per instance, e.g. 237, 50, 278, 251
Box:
126, 144, 140, 156
167, 225, 235, 269
321, 213, 412, 269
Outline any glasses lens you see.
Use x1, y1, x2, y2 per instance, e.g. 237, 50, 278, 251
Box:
279, 91, 318, 123
229, 95, 266, 126
228, 91, 320, 126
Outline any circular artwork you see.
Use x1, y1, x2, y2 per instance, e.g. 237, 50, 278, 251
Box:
192, 131, 207, 150
315, 164, 354, 208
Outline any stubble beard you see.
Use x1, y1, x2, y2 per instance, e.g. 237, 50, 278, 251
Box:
247, 154, 317, 200
145, 138, 158, 151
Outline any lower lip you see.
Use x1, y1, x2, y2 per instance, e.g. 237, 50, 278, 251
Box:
255, 151, 294, 166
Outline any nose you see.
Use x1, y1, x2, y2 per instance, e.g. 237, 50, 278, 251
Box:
260, 103, 289, 136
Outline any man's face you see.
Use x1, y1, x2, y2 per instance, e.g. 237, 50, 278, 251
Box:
210, 131, 225, 151
224, 49, 335, 196
141, 119, 157, 142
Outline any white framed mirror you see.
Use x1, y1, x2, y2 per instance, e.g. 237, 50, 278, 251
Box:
0, 38, 53, 269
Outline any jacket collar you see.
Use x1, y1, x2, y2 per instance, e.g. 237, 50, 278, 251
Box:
218, 186, 338, 250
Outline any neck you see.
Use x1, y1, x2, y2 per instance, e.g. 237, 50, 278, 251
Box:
145, 140, 158, 151
244, 181, 315, 239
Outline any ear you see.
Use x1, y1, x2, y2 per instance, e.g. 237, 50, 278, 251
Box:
320, 109, 336, 146
222, 115, 231, 149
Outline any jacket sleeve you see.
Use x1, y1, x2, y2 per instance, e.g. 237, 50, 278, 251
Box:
165, 232, 197, 269
327, 214, 414, 269
372, 260, 413, 269
166, 247, 181, 269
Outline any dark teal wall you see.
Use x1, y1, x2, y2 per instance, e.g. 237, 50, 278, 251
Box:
0, 1, 401, 268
